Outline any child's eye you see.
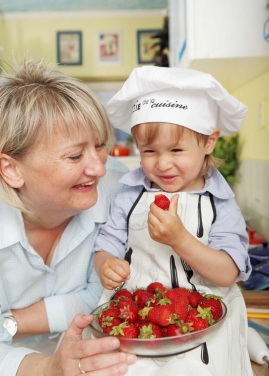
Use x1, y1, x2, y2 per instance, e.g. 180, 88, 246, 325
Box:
143, 149, 154, 153
172, 148, 183, 152
68, 154, 83, 161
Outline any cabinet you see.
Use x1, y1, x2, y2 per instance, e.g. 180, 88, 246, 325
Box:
169, 0, 269, 91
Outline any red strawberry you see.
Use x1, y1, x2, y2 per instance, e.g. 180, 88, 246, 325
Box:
186, 307, 212, 331
98, 307, 120, 326
113, 288, 133, 301
137, 307, 152, 323
154, 194, 170, 210
110, 322, 139, 338
132, 288, 145, 301
166, 323, 182, 337
200, 295, 223, 321
148, 305, 173, 327
173, 287, 190, 299
134, 290, 155, 307
189, 291, 206, 308
102, 317, 122, 334
138, 322, 163, 339
118, 298, 138, 323
164, 289, 184, 302
171, 295, 189, 321
146, 282, 167, 295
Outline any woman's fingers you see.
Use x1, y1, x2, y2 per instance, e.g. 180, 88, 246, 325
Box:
77, 351, 137, 375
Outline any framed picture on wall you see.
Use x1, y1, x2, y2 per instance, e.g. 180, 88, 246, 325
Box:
57, 31, 82, 65
96, 31, 122, 65
137, 29, 162, 64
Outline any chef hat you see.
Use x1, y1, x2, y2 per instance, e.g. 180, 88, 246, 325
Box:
106, 66, 247, 136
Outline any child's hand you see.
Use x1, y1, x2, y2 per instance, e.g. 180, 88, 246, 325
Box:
100, 257, 130, 290
148, 194, 187, 249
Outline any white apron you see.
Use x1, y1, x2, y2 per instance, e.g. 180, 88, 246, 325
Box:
99, 190, 252, 376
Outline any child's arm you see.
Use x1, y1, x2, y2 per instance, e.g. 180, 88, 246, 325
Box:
94, 251, 130, 290
148, 194, 239, 287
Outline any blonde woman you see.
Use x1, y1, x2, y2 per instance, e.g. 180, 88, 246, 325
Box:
0, 59, 136, 376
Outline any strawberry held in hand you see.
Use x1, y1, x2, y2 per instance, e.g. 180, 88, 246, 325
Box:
154, 194, 170, 210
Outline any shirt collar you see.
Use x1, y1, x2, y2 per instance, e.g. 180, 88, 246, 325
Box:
0, 181, 110, 250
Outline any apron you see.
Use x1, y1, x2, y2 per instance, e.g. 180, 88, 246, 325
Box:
99, 190, 252, 376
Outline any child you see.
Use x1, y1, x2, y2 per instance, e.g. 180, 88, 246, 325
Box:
94, 66, 253, 375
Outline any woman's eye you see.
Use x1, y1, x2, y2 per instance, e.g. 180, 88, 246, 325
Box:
96, 142, 106, 150
69, 154, 83, 161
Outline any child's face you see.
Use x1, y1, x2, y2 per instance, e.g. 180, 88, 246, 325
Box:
136, 123, 217, 192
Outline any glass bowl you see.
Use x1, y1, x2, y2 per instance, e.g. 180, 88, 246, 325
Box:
89, 301, 227, 357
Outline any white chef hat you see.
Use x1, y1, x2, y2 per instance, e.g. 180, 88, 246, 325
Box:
106, 66, 247, 136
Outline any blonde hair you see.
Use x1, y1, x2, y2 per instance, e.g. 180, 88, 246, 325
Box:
0, 58, 114, 211
131, 122, 223, 177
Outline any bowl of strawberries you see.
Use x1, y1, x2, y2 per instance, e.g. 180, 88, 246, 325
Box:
89, 282, 227, 357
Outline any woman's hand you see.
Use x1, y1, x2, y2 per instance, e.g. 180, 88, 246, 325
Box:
148, 194, 187, 249
100, 258, 130, 290
18, 314, 136, 376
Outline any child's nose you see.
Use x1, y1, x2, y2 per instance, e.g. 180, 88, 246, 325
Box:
156, 155, 172, 171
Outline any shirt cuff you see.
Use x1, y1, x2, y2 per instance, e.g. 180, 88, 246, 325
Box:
0, 347, 37, 376
44, 295, 68, 333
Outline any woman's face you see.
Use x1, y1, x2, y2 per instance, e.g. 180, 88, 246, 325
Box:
17, 126, 107, 218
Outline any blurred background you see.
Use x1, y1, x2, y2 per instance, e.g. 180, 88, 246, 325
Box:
0, 0, 268, 243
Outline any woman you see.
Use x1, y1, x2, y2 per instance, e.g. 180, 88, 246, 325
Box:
0, 59, 136, 375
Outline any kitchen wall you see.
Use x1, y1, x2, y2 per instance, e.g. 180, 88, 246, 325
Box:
232, 70, 269, 239
0, 7, 166, 80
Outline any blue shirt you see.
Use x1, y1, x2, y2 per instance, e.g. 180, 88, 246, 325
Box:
0, 156, 128, 376
94, 167, 251, 281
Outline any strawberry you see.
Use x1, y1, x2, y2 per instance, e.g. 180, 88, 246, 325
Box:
113, 288, 133, 301
154, 194, 170, 210
134, 290, 155, 307
138, 322, 163, 339
166, 323, 182, 337
148, 305, 173, 327
164, 289, 184, 302
98, 307, 120, 327
102, 317, 122, 334
172, 287, 190, 299
200, 295, 223, 321
110, 322, 139, 338
186, 306, 212, 331
189, 291, 206, 308
137, 307, 152, 323
146, 282, 167, 295
171, 295, 189, 321
118, 298, 138, 323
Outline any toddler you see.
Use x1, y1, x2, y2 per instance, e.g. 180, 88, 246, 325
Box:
94, 66, 252, 376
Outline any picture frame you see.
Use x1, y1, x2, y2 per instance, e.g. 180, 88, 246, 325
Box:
96, 31, 122, 65
137, 29, 162, 64
57, 31, 82, 66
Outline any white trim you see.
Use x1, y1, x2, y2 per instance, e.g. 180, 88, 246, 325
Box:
1, 9, 167, 20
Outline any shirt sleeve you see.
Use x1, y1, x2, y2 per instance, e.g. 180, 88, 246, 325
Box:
0, 308, 38, 376
208, 196, 251, 282
93, 188, 137, 259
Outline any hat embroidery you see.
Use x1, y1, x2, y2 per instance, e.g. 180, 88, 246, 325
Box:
132, 98, 188, 114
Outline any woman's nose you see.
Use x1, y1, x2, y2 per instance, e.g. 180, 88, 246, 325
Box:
84, 153, 106, 177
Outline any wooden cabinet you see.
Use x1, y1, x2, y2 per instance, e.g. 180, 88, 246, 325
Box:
169, 0, 269, 91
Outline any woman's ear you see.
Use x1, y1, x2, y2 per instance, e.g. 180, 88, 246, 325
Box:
206, 129, 220, 154
0, 154, 24, 188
